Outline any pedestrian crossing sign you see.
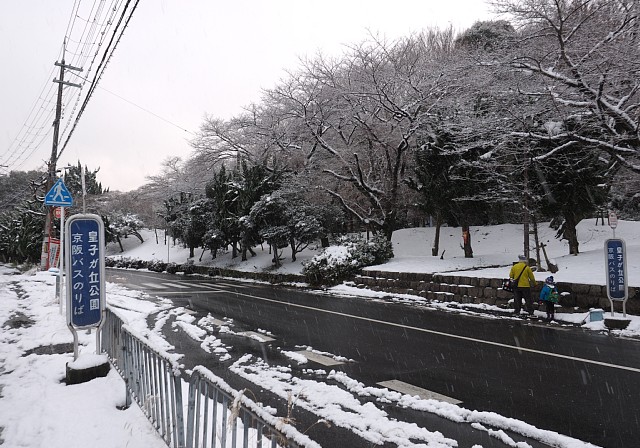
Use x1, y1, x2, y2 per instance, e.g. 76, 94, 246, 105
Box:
44, 178, 73, 207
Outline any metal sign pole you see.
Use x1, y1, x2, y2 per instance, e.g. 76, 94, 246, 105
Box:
59, 207, 65, 314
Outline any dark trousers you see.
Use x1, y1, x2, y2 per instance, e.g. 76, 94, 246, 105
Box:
514, 287, 533, 315
543, 300, 555, 319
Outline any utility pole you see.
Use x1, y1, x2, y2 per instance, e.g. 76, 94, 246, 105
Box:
42, 57, 82, 270
522, 115, 534, 262
523, 166, 530, 260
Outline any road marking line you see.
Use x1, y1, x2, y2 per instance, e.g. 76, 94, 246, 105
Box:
238, 331, 275, 342
112, 271, 640, 374
162, 282, 190, 288
140, 282, 168, 289
216, 282, 245, 287
377, 380, 462, 404
294, 351, 344, 366
156, 290, 227, 295
191, 283, 219, 289
225, 291, 640, 374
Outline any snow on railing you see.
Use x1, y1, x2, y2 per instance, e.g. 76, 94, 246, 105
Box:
102, 308, 315, 448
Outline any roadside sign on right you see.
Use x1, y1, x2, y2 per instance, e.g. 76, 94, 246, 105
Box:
605, 238, 627, 302
608, 210, 618, 229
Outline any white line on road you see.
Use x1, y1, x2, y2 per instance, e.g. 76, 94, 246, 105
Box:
191, 283, 220, 289
162, 282, 190, 289
140, 282, 169, 289
223, 290, 640, 374
112, 271, 640, 373
156, 290, 227, 295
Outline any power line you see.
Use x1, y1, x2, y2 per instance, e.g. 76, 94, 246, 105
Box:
59, 0, 141, 159
69, 73, 195, 135
0, 0, 135, 173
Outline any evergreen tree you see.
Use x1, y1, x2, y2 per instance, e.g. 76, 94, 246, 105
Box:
532, 142, 611, 254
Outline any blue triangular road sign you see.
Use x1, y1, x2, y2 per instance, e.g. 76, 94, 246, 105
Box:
44, 178, 73, 207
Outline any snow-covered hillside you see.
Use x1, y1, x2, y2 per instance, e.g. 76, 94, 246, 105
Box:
106, 219, 640, 287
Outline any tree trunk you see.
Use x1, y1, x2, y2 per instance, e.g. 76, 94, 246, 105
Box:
321, 236, 329, 248
431, 212, 443, 257
117, 235, 124, 253
383, 212, 396, 241
189, 245, 195, 258
290, 236, 297, 262
563, 213, 580, 255
462, 223, 473, 258
272, 244, 282, 268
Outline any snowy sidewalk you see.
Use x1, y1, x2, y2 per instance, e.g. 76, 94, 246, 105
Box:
0, 267, 165, 448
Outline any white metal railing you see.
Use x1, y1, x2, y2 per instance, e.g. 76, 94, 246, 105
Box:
102, 308, 313, 448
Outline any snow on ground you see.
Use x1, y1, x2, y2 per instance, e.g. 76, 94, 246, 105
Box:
2, 220, 638, 448
0, 265, 165, 448
108, 219, 640, 286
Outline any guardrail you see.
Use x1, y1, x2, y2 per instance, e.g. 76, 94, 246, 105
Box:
102, 308, 313, 448
186, 367, 306, 448
102, 308, 184, 447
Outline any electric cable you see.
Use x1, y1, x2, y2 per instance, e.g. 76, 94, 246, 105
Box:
58, 0, 142, 159
1, 0, 130, 173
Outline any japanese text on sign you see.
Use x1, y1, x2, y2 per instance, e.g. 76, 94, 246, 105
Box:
66, 216, 104, 327
605, 239, 627, 301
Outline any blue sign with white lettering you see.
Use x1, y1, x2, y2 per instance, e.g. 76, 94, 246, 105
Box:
605, 238, 627, 301
44, 178, 73, 207
65, 214, 105, 328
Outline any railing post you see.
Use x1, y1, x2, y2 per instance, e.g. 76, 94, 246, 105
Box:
185, 373, 198, 448
173, 374, 186, 448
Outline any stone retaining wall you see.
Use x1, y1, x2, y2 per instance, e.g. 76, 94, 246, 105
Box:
191, 265, 306, 284
357, 270, 639, 314
184, 265, 637, 314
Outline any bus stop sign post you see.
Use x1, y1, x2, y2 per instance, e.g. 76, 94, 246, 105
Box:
65, 214, 106, 360
608, 210, 618, 238
44, 178, 73, 314
604, 238, 628, 317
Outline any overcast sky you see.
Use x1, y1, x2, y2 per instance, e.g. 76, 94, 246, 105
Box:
1, 1, 494, 192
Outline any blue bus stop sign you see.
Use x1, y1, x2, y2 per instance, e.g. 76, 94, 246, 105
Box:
65, 214, 105, 328
605, 238, 627, 301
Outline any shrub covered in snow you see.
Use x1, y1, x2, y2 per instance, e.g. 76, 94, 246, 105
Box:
147, 260, 167, 273
181, 260, 196, 275
350, 234, 394, 266
105, 257, 149, 270
302, 234, 393, 286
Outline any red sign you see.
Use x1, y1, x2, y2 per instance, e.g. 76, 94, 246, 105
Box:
48, 238, 61, 269
54, 207, 61, 219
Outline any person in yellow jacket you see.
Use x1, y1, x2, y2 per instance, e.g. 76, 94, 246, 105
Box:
509, 255, 537, 316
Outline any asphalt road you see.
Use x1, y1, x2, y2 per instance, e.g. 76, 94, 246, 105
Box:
107, 269, 640, 448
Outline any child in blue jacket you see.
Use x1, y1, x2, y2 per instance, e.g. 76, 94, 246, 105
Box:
539, 276, 559, 321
